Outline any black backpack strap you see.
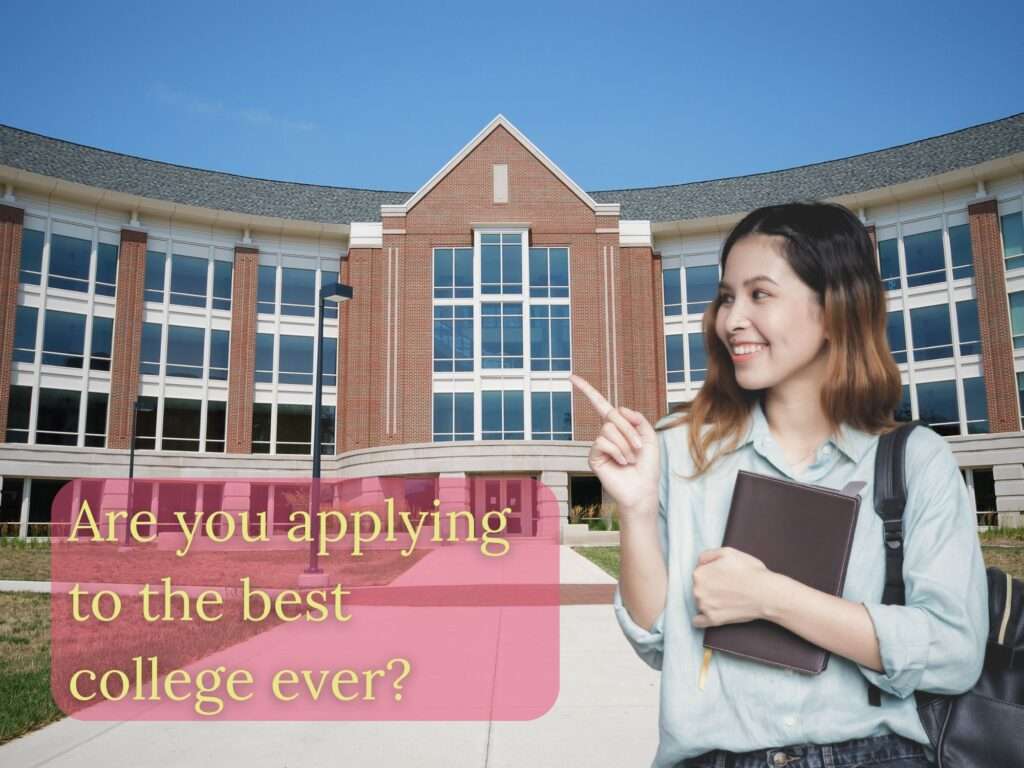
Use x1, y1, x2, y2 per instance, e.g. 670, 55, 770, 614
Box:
868, 419, 923, 707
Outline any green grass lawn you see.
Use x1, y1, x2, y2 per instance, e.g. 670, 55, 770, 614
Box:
0, 592, 62, 744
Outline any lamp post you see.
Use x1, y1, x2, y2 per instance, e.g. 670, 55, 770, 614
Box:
301, 281, 353, 584
123, 398, 156, 547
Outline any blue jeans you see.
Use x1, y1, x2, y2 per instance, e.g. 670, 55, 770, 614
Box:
681, 732, 934, 768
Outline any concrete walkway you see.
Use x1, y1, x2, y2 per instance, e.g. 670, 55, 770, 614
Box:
0, 546, 662, 768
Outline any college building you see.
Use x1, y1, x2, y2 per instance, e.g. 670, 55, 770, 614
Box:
1, 113, 1024, 540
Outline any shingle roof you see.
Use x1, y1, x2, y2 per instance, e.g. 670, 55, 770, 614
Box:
2, 114, 1022, 225
0, 124, 409, 223
591, 113, 1024, 221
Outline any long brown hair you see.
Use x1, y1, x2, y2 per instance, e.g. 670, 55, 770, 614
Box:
658, 201, 904, 480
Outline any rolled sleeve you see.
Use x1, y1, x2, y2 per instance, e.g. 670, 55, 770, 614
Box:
612, 421, 673, 672
856, 436, 989, 699
614, 583, 666, 670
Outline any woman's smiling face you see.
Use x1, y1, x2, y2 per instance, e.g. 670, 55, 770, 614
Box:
713, 233, 830, 393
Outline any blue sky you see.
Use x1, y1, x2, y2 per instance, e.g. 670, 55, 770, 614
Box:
1, 0, 1021, 192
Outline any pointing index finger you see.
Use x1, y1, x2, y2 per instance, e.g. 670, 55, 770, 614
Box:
569, 374, 612, 419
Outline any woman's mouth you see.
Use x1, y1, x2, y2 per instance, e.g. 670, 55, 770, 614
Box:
730, 343, 769, 362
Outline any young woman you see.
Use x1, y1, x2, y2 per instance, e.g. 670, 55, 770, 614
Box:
569, 202, 988, 768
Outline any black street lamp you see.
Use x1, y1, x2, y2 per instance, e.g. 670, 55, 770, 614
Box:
123, 398, 156, 547
303, 281, 353, 582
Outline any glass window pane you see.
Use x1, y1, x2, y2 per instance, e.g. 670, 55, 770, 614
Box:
504, 390, 523, 433
454, 248, 473, 295
909, 304, 953, 361
13, 305, 37, 363
531, 392, 551, 435
85, 392, 108, 446
170, 254, 208, 307
6, 385, 32, 439
279, 335, 313, 384
20, 228, 44, 284
140, 323, 162, 375
281, 267, 315, 316
96, 243, 118, 295
663, 267, 681, 315
210, 330, 229, 380
886, 311, 906, 364
166, 325, 205, 378
895, 383, 912, 422
162, 398, 202, 449
552, 392, 571, 437
42, 310, 86, 368
878, 239, 900, 290
433, 393, 453, 437
956, 300, 981, 356
1011, 292, 1024, 348
206, 400, 226, 452
36, 388, 80, 445
686, 265, 718, 314
434, 249, 453, 292
252, 403, 272, 452
255, 333, 274, 382
321, 268, 340, 317
949, 224, 973, 278
257, 265, 276, 313
277, 404, 312, 453
688, 333, 707, 382
453, 393, 473, 437
213, 260, 232, 309
1002, 212, 1024, 258
903, 230, 944, 287
916, 379, 959, 436
322, 337, 337, 385
963, 377, 989, 434
91, 316, 113, 371
482, 391, 502, 435
49, 233, 91, 292
666, 334, 683, 383
144, 251, 165, 301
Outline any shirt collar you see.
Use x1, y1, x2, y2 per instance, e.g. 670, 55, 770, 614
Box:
737, 398, 876, 464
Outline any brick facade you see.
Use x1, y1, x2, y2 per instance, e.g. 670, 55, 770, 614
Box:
226, 246, 258, 452
0, 204, 24, 441
968, 199, 1019, 432
618, 245, 664, 425
106, 228, 147, 449
339, 246, 387, 452
337, 124, 649, 449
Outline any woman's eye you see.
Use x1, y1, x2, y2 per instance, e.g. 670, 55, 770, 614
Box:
719, 290, 767, 304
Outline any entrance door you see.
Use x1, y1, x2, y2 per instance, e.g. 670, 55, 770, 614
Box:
471, 476, 535, 536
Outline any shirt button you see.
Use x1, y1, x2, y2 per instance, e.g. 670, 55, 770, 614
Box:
773, 753, 790, 766
783, 715, 797, 727
822, 446, 832, 455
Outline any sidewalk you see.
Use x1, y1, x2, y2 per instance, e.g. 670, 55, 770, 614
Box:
0, 546, 661, 768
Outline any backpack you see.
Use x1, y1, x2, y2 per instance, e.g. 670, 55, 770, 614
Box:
869, 419, 1024, 767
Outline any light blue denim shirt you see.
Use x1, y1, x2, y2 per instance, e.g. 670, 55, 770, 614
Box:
613, 399, 989, 768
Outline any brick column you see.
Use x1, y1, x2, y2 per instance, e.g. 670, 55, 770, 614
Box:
617, 246, 665, 426
339, 247, 383, 452
107, 228, 147, 449
226, 246, 258, 453
968, 199, 1019, 432
0, 204, 24, 441
651, 252, 667, 414
569, 233, 605, 440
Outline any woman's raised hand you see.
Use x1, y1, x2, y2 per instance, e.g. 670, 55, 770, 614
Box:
569, 374, 660, 520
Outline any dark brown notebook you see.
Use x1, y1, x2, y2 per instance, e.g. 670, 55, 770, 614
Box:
701, 470, 864, 675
